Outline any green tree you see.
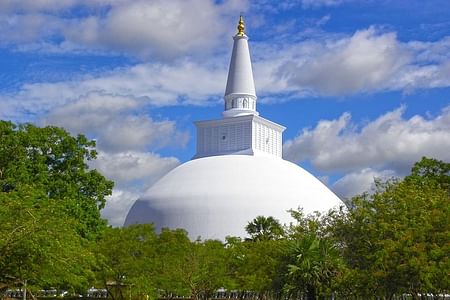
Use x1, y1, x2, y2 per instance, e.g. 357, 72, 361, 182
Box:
183, 240, 230, 300
154, 228, 192, 297
0, 121, 113, 239
0, 121, 113, 292
283, 236, 342, 300
94, 224, 158, 300
226, 237, 286, 297
155, 229, 231, 300
282, 210, 345, 300
245, 216, 284, 241
408, 156, 450, 192
0, 186, 96, 294
333, 158, 450, 299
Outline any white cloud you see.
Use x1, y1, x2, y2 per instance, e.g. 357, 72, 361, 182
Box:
284, 105, 450, 173
101, 189, 141, 227
65, 0, 227, 59
250, 28, 450, 97
409, 36, 450, 64
332, 168, 397, 199
91, 151, 179, 187
44, 93, 189, 153
0, 0, 245, 59
94, 151, 180, 227
0, 60, 227, 122
278, 27, 411, 95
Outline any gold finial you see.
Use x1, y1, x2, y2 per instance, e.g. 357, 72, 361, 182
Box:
237, 15, 245, 36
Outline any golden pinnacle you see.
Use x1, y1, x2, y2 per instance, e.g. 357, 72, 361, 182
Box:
237, 15, 245, 36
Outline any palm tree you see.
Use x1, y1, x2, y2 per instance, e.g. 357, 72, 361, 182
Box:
245, 216, 284, 241
284, 235, 342, 300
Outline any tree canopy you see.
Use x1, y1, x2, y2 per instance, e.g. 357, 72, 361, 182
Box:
0, 121, 113, 293
0, 121, 114, 239
245, 216, 285, 241
0, 186, 96, 293
331, 157, 450, 298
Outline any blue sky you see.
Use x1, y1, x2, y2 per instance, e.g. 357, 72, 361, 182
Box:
1, 0, 449, 226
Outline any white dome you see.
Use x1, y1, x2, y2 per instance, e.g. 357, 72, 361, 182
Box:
125, 155, 344, 240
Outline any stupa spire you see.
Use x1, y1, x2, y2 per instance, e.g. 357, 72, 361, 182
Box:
223, 15, 258, 118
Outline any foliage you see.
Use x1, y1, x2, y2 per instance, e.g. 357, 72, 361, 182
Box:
281, 210, 345, 300
245, 216, 285, 241
409, 156, 450, 192
0, 121, 113, 239
283, 235, 342, 300
332, 157, 450, 298
94, 224, 158, 300
226, 237, 286, 295
183, 240, 231, 300
154, 228, 192, 297
0, 186, 95, 293
0, 121, 113, 293
155, 229, 231, 300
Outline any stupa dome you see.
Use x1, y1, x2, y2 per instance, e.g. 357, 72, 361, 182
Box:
125, 155, 343, 240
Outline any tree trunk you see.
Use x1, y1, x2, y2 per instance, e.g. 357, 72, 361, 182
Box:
306, 285, 316, 300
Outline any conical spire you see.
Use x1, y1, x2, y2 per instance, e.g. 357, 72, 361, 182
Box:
223, 16, 258, 118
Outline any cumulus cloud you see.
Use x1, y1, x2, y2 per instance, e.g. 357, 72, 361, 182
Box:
332, 168, 397, 199
277, 27, 411, 95
44, 93, 189, 153
93, 151, 179, 227
0, 60, 227, 122
101, 189, 141, 227
0, 0, 244, 59
91, 151, 179, 186
262, 27, 450, 97
35, 93, 186, 227
65, 0, 224, 58
284, 105, 450, 173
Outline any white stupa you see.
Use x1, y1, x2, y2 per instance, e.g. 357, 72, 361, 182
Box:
125, 17, 343, 240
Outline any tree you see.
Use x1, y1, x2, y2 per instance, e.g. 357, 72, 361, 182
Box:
226, 236, 286, 297
283, 236, 342, 300
183, 240, 231, 300
333, 158, 450, 299
282, 210, 345, 300
0, 121, 113, 292
245, 216, 284, 241
0, 121, 113, 239
0, 186, 96, 294
154, 228, 192, 297
94, 224, 158, 300
408, 156, 450, 192
155, 229, 231, 300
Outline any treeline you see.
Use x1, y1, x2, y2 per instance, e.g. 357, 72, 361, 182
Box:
0, 121, 449, 300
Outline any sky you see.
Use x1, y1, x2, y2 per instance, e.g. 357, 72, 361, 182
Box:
1, 0, 449, 226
